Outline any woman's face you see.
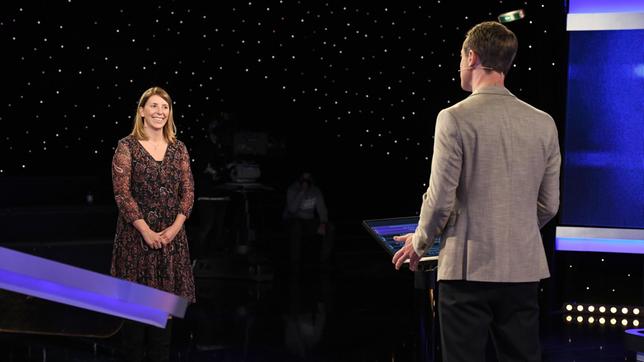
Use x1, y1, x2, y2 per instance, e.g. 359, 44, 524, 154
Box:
140, 94, 170, 131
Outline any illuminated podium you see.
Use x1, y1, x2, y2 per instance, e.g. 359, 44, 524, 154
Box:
363, 217, 441, 362
0, 246, 188, 329
625, 329, 644, 362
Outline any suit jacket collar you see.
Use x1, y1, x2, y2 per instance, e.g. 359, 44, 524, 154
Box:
471, 86, 515, 98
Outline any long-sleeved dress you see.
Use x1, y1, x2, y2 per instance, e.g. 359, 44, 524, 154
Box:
111, 135, 196, 303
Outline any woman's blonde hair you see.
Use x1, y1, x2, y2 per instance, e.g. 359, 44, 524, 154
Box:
130, 86, 177, 143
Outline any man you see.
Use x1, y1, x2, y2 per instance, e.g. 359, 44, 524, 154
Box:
284, 172, 334, 265
392, 21, 560, 361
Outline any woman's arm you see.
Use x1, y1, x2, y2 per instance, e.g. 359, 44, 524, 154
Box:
160, 142, 194, 244
112, 140, 144, 223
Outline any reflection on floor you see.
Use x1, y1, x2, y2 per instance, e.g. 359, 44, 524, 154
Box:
0, 241, 638, 362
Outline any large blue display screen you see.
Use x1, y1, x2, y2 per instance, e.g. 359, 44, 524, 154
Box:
561, 30, 644, 229
569, 0, 644, 14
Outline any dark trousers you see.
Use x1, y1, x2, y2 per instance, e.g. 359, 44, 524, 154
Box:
438, 280, 541, 362
287, 218, 334, 264
119, 319, 173, 362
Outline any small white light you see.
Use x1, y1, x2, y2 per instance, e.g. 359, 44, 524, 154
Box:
599, 306, 606, 313
599, 317, 606, 325
565, 315, 573, 322
565, 304, 573, 311
588, 316, 595, 324
634, 320, 640, 327
634, 308, 640, 315
610, 307, 617, 314
588, 306, 595, 313
610, 318, 617, 325
577, 316, 584, 323
621, 319, 628, 326
622, 307, 629, 315
577, 305, 584, 312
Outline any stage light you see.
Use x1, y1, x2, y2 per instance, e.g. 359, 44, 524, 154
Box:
622, 307, 628, 314
577, 316, 584, 323
634, 308, 640, 315
588, 316, 595, 324
599, 317, 606, 324
576, 305, 584, 312
498, 9, 525, 23
565, 304, 573, 311
565, 315, 573, 322
599, 306, 606, 313
588, 305, 595, 313
621, 319, 628, 326
634, 320, 640, 327
610, 307, 617, 314
610, 318, 617, 325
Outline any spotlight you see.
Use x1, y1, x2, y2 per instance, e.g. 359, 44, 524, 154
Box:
565, 304, 573, 311
634, 320, 640, 327
621, 319, 628, 326
610, 318, 617, 325
599, 306, 606, 313
634, 308, 640, 315
588, 305, 595, 313
622, 307, 629, 315
498, 9, 526, 24
576, 305, 584, 312
610, 307, 617, 314
588, 316, 595, 324
599, 317, 606, 324
565, 315, 573, 322
577, 316, 584, 323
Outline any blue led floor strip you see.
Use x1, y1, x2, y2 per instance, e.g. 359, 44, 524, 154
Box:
0, 246, 188, 328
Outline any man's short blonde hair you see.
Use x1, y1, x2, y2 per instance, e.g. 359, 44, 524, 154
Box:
463, 21, 518, 75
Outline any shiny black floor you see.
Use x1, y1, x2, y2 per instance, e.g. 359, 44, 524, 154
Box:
0, 241, 639, 362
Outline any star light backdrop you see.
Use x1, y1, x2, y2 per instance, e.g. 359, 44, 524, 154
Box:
2, 2, 639, 306
0, 1, 565, 213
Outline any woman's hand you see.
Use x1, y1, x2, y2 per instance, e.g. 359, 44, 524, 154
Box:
141, 229, 165, 249
160, 224, 181, 245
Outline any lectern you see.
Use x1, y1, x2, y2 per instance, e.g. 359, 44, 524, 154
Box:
363, 217, 441, 362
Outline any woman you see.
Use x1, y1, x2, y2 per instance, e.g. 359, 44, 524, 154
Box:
111, 86, 195, 361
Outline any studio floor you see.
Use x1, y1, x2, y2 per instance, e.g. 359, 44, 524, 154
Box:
0, 239, 639, 362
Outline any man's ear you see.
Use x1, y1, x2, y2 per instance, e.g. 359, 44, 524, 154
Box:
468, 49, 478, 68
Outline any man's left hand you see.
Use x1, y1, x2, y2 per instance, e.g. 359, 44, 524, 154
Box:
392, 233, 421, 271
317, 223, 327, 236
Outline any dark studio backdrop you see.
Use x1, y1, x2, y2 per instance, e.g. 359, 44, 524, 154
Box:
0, 1, 567, 217
0, 1, 638, 308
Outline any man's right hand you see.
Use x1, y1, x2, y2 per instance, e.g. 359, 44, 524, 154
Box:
392, 233, 421, 271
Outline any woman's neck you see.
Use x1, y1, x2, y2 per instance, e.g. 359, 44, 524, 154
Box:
144, 126, 166, 143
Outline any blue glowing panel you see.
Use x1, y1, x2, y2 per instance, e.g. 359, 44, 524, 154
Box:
562, 30, 644, 230
556, 237, 644, 254
569, 0, 644, 14
362, 217, 441, 261
0, 247, 188, 328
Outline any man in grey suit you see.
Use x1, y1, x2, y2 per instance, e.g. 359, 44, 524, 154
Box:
392, 21, 560, 361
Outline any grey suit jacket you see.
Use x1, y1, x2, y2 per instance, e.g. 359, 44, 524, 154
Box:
412, 86, 560, 282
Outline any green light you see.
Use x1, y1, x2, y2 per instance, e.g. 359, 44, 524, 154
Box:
498, 9, 525, 23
